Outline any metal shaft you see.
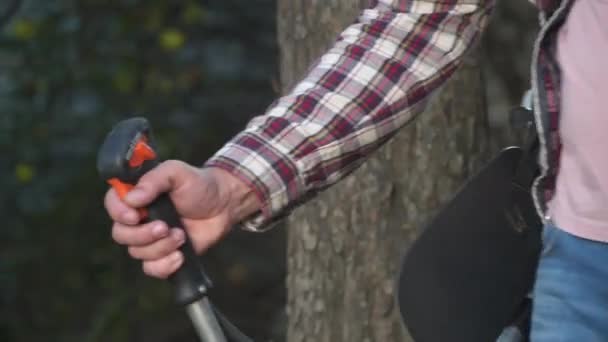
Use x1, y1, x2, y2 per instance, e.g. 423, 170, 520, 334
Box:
186, 297, 227, 342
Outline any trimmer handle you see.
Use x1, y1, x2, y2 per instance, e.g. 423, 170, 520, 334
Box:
97, 117, 212, 306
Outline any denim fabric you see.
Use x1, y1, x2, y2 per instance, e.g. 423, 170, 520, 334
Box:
496, 326, 525, 342
530, 223, 608, 341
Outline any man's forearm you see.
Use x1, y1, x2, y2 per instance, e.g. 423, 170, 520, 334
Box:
206, 0, 495, 231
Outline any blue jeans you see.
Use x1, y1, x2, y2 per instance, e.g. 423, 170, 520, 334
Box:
529, 223, 608, 341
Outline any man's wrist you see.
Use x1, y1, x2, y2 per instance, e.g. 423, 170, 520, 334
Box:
206, 167, 262, 225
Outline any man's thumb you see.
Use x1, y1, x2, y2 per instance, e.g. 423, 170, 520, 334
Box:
124, 160, 182, 207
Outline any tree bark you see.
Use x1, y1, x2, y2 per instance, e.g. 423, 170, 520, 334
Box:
278, 1, 491, 341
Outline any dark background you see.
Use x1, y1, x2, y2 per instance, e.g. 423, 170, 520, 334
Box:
0, 1, 285, 341
0, 1, 538, 341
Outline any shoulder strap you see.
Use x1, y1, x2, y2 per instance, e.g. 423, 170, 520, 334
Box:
513, 123, 539, 189
510, 90, 539, 189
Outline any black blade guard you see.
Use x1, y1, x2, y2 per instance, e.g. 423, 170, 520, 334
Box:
397, 147, 542, 342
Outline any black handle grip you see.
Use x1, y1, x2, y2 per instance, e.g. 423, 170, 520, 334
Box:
146, 192, 212, 305
98, 117, 212, 306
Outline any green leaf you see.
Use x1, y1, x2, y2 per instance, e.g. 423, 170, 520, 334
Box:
159, 28, 185, 51
112, 67, 136, 93
15, 163, 35, 184
183, 2, 206, 25
12, 20, 37, 41
144, 6, 164, 31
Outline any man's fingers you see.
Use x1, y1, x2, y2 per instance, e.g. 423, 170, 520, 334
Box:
127, 228, 185, 260
124, 160, 187, 208
112, 220, 169, 246
142, 251, 184, 279
105, 189, 140, 224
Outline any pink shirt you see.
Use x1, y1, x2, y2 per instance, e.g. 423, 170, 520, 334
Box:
548, 0, 608, 241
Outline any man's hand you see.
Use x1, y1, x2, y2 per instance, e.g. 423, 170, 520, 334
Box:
104, 161, 260, 279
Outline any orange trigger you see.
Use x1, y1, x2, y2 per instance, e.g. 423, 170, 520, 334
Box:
107, 178, 149, 220
129, 139, 157, 168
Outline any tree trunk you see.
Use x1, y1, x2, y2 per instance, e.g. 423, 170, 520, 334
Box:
278, 1, 491, 341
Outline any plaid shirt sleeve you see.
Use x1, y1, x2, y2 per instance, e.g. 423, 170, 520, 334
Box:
205, 0, 495, 232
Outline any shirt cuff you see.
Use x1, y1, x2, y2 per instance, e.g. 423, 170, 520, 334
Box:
203, 132, 305, 232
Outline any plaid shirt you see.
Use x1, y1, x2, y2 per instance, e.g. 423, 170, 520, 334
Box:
206, 0, 571, 231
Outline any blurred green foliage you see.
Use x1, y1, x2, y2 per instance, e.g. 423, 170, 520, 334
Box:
0, 0, 278, 341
